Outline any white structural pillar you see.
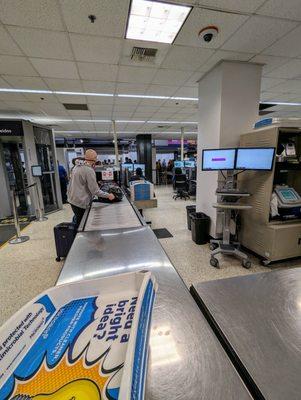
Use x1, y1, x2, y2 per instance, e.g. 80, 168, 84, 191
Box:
112, 120, 120, 168
180, 127, 184, 161
196, 61, 262, 237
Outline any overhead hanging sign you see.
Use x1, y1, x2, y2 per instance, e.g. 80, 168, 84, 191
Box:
0, 121, 23, 137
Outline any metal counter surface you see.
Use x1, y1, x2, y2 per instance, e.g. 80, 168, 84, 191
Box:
84, 196, 142, 231
58, 225, 252, 400
192, 268, 301, 400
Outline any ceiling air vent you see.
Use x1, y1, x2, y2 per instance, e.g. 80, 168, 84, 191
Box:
157, 125, 171, 129
63, 103, 89, 110
131, 46, 158, 63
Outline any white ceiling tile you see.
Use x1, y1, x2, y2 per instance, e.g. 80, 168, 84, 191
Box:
152, 69, 192, 86
0, 55, 38, 76
0, 92, 27, 101
222, 16, 297, 53
70, 34, 122, 64
59, 0, 130, 38
118, 66, 157, 84
175, 8, 248, 49
87, 96, 114, 105
261, 77, 286, 90
265, 59, 301, 79
135, 106, 160, 113
195, 0, 266, 13
114, 97, 141, 106
89, 104, 113, 112
1, 76, 48, 89
77, 62, 118, 81
82, 80, 116, 93
174, 86, 198, 97
138, 98, 167, 106
0, 24, 22, 55
146, 84, 178, 96
116, 82, 149, 94
200, 50, 254, 72
250, 55, 291, 75
161, 45, 214, 71
44, 78, 83, 91
39, 102, 68, 113
30, 59, 79, 79
185, 71, 205, 86
262, 25, 301, 58
23, 93, 59, 103
56, 94, 87, 103
0, 76, 11, 87
7, 27, 73, 60
269, 80, 301, 94
2, 101, 40, 112
120, 39, 170, 68
260, 92, 300, 101
67, 109, 91, 116
0, 0, 64, 30
256, 0, 301, 21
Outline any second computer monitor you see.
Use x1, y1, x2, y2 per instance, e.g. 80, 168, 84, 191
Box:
184, 160, 195, 168
202, 148, 236, 171
133, 163, 145, 175
174, 161, 184, 168
235, 147, 275, 170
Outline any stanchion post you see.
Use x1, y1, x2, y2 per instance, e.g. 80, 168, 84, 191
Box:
9, 189, 30, 244
34, 180, 48, 222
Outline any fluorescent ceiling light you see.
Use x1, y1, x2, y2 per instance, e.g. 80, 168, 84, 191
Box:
54, 130, 197, 134
261, 101, 301, 106
126, 0, 192, 44
32, 118, 197, 124
0, 87, 198, 102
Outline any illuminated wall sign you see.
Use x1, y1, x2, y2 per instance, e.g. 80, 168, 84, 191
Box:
0, 121, 24, 136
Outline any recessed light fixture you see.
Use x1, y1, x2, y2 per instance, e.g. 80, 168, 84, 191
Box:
261, 101, 301, 106
126, 0, 192, 44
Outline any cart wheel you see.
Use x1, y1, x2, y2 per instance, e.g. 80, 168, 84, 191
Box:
56, 256, 61, 262
209, 243, 218, 251
261, 259, 270, 267
210, 257, 219, 269
242, 259, 251, 269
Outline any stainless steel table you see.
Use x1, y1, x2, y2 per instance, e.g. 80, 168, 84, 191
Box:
57, 202, 252, 399
192, 268, 301, 400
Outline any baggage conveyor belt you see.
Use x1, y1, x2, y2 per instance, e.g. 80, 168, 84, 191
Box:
191, 268, 301, 400
57, 200, 252, 400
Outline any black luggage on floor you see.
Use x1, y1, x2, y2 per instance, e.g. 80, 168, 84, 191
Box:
54, 222, 76, 261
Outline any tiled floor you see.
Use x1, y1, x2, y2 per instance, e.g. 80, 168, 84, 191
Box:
0, 185, 300, 326
145, 185, 300, 288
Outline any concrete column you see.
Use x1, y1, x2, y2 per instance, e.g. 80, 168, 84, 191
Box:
180, 127, 184, 161
136, 134, 152, 182
112, 120, 120, 168
196, 61, 262, 237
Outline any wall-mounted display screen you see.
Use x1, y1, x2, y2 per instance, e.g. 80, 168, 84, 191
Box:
202, 149, 236, 171
235, 148, 275, 170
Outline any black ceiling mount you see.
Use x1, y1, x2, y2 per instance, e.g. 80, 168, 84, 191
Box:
88, 14, 96, 23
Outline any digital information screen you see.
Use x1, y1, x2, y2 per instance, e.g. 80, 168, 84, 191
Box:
236, 148, 275, 170
174, 161, 184, 168
202, 149, 236, 171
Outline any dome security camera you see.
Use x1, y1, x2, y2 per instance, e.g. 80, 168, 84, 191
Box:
198, 26, 219, 43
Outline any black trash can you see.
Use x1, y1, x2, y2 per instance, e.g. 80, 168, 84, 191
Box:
186, 205, 196, 230
191, 212, 210, 244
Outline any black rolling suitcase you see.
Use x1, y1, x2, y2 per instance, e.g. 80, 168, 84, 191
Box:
54, 222, 76, 261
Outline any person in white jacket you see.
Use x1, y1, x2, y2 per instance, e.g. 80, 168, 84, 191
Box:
68, 149, 114, 228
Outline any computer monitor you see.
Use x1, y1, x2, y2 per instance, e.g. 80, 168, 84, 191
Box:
31, 165, 42, 177
133, 163, 145, 175
202, 148, 236, 171
184, 160, 195, 168
174, 161, 184, 168
122, 163, 133, 171
235, 147, 275, 170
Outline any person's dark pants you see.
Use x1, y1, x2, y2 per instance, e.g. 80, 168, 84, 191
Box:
71, 204, 86, 230
60, 178, 67, 203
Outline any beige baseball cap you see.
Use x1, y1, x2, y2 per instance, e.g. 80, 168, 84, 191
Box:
84, 149, 97, 162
